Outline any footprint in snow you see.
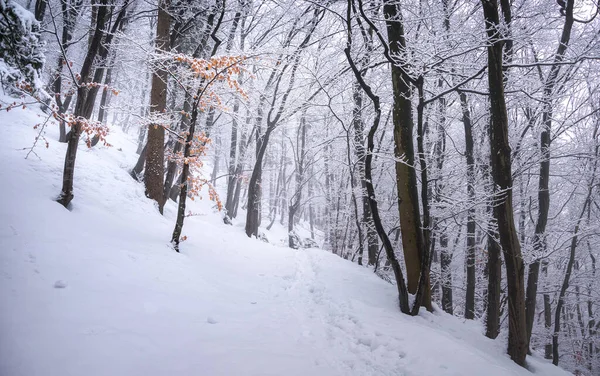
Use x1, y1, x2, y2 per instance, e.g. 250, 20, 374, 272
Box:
54, 280, 68, 288
207, 317, 218, 324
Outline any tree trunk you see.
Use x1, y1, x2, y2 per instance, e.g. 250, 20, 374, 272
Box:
383, 0, 426, 300
144, 0, 171, 214
481, 0, 528, 366
544, 277, 553, 359
345, 1, 410, 313
131, 142, 148, 180
486, 220, 502, 339
525, 0, 574, 348
96, 65, 112, 124
352, 82, 379, 266
171, 108, 197, 252
225, 100, 239, 218
56, 0, 108, 208
163, 98, 189, 201
553, 122, 598, 365
49, 0, 83, 143
245, 7, 320, 237
460, 90, 477, 320
288, 115, 307, 248
553, 198, 590, 366
34, 0, 46, 21
440, 233, 453, 314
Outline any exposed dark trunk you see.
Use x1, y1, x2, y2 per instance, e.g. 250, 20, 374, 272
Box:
34, 0, 46, 21
56, 0, 108, 208
486, 219, 502, 339
171, 0, 226, 249
131, 142, 148, 180
169, 172, 182, 202
460, 90, 477, 320
345, 1, 410, 314
543, 273, 553, 359
171, 104, 199, 251
382, 1, 428, 306
481, 0, 528, 365
144, 0, 171, 214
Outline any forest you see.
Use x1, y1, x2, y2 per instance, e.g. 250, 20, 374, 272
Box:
1, 0, 600, 374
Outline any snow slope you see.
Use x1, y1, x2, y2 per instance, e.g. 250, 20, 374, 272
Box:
0, 100, 571, 376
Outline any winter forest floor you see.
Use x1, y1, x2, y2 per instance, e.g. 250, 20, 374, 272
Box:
0, 101, 571, 376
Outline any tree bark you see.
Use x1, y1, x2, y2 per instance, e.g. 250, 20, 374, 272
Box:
382, 0, 430, 310
144, 0, 171, 214
56, 0, 108, 208
481, 0, 528, 366
245, 9, 320, 237
440, 233, 453, 314
288, 115, 307, 248
345, 0, 410, 313
486, 218, 502, 339
171, 101, 203, 251
34, 0, 46, 21
552, 123, 598, 365
460, 90, 477, 320
351, 82, 379, 266
525, 0, 574, 348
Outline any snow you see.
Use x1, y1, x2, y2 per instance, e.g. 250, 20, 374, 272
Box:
0, 98, 571, 376
8, 1, 38, 33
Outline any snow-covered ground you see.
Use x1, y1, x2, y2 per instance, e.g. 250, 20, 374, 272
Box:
0, 99, 570, 376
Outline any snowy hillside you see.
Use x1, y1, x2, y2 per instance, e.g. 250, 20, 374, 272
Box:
0, 103, 570, 376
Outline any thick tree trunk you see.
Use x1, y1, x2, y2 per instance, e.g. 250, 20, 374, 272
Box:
481, 0, 528, 366
144, 0, 171, 214
383, 0, 427, 302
